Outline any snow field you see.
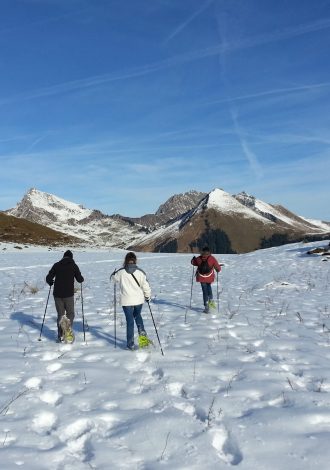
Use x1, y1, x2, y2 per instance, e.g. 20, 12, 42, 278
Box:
0, 243, 329, 469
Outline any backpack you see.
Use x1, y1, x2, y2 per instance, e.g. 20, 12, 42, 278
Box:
198, 256, 212, 275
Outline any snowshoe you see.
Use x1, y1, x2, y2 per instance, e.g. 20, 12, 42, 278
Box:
208, 300, 216, 309
59, 315, 75, 344
138, 334, 153, 349
64, 329, 75, 344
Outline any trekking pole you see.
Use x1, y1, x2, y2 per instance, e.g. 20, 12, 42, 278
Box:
81, 284, 86, 342
114, 281, 117, 348
38, 285, 51, 341
216, 271, 220, 314
146, 300, 164, 356
189, 266, 195, 309
110, 270, 117, 349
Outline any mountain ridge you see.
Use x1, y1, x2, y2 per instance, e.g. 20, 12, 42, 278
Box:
4, 187, 330, 253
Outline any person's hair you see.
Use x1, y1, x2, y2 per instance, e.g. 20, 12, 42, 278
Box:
201, 246, 210, 255
124, 252, 137, 266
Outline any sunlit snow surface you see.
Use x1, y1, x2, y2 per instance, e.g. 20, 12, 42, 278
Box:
0, 241, 329, 469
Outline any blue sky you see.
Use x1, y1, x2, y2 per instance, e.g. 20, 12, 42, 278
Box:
1, 0, 330, 219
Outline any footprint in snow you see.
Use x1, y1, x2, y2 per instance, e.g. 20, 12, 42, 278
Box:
30, 411, 58, 435
102, 401, 118, 411
167, 382, 188, 398
59, 418, 94, 441
39, 390, 62, 406
82, 353, 104, 362
25, 377, 42, 389
173, 401, 196, 416
41, 351, 59, 361
211, 426, 243, 465
46, 362, 62, 373
57, 418, 94, 462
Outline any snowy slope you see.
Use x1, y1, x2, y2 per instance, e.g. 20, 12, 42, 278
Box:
206, 189, 272, 222
235, 190, 328, 230
0, 240, 330, 469
300, 216, 330, 232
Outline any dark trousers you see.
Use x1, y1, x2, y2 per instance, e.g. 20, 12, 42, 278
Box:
54, 296, 75, 338
200, 283, 213, 306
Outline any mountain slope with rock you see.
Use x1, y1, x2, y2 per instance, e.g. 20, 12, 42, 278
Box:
130, 189, 330, 253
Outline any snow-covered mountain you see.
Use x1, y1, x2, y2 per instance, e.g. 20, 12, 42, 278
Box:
130, 188, 330, 253
6, 188, 329, 253
6, 188, 208, 247
6, 188, 146, 248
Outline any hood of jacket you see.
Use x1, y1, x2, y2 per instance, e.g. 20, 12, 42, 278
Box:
124, 263, 137, 274
59, 257, 75, 266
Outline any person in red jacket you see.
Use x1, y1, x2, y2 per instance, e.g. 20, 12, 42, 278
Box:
191, 246, 221, 313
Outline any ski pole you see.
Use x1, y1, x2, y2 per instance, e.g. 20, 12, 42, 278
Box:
189, 266, 195, 308
146, 300, 164, 356
38, 285, 51, 341
81, 283, 86, 342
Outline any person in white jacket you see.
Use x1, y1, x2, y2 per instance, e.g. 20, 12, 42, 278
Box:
113, 252, 151, 350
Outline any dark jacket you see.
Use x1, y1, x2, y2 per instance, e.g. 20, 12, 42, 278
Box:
46, 256, 84, 298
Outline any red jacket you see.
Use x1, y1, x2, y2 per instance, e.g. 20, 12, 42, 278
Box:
191, 254, 221, 283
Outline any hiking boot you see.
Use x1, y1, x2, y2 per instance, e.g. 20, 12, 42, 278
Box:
203, 306, 209, 314
127, 344, 138, 351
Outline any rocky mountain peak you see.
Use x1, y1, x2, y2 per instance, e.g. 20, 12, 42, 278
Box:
155, 190, 206, 220
234, 191, 256, 208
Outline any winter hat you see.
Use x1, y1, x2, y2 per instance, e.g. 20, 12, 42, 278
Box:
63, 250, 73, 259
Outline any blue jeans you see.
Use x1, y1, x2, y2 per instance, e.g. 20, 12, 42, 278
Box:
122, 304, 145, 348
200, 283, 213, 306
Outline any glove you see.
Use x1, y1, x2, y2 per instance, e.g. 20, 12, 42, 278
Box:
47, 280, 54, 286
145, 297, 151, 302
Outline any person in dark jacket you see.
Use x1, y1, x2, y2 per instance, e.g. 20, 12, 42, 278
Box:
191, 246, 221, 313
46, 250, 84, 341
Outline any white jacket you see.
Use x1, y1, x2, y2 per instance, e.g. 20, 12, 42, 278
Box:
113, 265, 151, 307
